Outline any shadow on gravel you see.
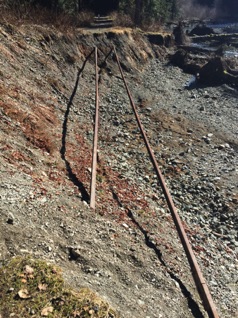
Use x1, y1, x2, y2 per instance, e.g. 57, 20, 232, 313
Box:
60, 50, 94, 203
110, 187, 204, 318
127, 209, 205, 318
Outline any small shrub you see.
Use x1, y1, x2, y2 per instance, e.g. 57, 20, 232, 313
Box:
76, 10, 94, 28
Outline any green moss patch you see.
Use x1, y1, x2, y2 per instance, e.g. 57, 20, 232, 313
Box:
0, 256, 118, 318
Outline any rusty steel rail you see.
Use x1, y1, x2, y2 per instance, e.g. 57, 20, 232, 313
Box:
90, 47, 99, 209
89, 47, 113, 208
113, 47, 219, 318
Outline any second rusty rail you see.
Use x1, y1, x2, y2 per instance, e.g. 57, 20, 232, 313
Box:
112, 46, 219, 318
90, 47, 99, 209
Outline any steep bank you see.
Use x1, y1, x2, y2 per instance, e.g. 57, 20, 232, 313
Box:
0, 23, 237, 318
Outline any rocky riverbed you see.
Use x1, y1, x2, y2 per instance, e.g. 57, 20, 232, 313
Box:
0, 23, 237, 318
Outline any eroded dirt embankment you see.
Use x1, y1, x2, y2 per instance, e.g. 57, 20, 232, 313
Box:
0, 23, 166, 161
0, 23, 237, 318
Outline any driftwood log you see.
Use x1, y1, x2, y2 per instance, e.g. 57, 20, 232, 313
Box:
170, 49, 238, 86
198, 57, 238, 85
189, 24, 215, 36
169, 49, 203, 74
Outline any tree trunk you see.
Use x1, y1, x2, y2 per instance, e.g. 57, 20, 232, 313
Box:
52, 0, 58, 12
171, 0, 177, 20
78, 0, 82, 12
135, 0, 143, 26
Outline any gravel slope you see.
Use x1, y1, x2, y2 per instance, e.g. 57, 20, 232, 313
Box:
0, 23, 237, 318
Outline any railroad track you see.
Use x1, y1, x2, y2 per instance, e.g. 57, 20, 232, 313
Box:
68, 47, 220, 318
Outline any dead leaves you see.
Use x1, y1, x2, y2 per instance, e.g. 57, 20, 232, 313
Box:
41, 306, 54, 316
18, 265, 35, 284
38, 283, 48, 291
21, 278, 27, 283
17, 264, 49, 302
18, 288, 31, 299
16, 263, 55, 317
17, 285, 54, 316
17, 266, 33, 294
18, 281, 53, 317
24, 265, 34, 275
1, 257, 118, 318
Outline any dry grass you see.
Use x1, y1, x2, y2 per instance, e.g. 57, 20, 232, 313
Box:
141, 21, 163, 32
0, 94, 58, 155
111, 12, 134, 28
0, 256, 118, 318
0, 44, 16, 62
76, 10, 94, 28
0, 5, 94, 31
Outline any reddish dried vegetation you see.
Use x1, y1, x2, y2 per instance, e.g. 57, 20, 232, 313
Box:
0, 85, 58, 154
